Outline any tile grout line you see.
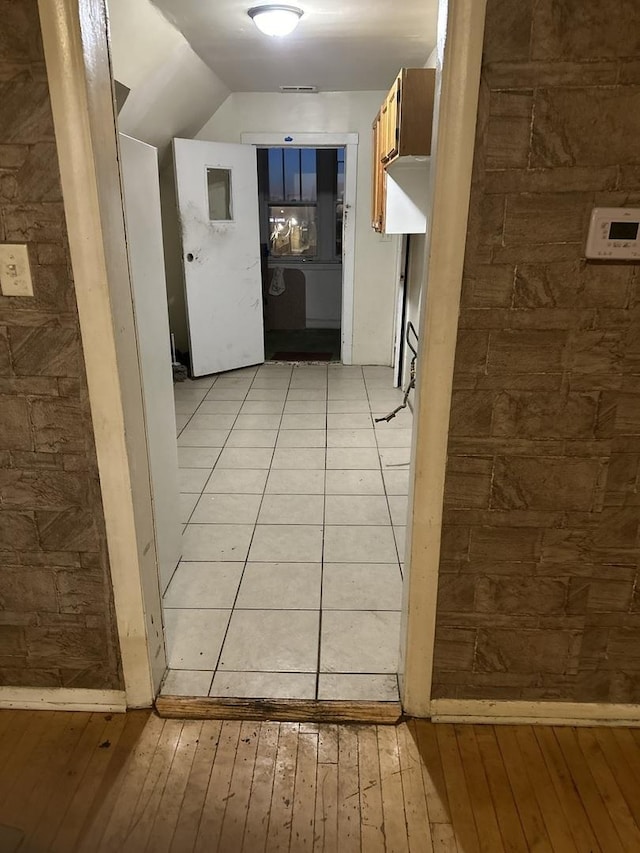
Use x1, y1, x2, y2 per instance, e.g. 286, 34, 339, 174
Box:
176, 373, 219, 518
367, 374, 407, 579
175, 371, 222, 438
179, 368, 259, 522
170, 365, 405, 701
169, 369, 229, 690
168, 373, 220, 593
173, 365, 260, 694
315, 363, 330, 701
208, 364, 294, 697
174, 370, 256, 534
369, 371, 408, 703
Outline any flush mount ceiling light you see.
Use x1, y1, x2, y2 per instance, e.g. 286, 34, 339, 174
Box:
248, 4, 304, 36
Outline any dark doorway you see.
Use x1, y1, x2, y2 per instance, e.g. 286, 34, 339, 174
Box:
257, 147, 344, 362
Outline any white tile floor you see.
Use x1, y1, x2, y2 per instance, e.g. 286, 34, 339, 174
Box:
162, 363, 412, 703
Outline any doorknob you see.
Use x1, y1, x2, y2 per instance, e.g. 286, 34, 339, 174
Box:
186, 252, 194, 262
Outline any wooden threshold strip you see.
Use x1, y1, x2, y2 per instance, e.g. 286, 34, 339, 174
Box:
155, 696, 403, 724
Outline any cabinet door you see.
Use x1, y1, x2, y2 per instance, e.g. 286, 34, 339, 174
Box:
371, 113, 384, 231
385, 79, 400, 160
396, 68, 436, 157
371, 117, 379, 228
380, 100, 390, 162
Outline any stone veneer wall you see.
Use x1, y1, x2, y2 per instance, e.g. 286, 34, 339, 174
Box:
0, 0, 122, 689
431, 0, 640, 702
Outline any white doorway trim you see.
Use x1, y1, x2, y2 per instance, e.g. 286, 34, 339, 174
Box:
36, 0, 487, 716
242, 132, 358, 365
38, 0, 164, 708
400, 0, 488, 716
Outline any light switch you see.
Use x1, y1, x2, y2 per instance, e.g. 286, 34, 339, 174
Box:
0, 244, 33, 297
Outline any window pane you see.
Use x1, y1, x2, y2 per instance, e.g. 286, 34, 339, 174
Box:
336, 149, 344, 257
284, 148, 301, 201
268, 148, 284, 200
300, 149, 317, 201
207, 168, 232, 220
336, 155, 345, 203
269, 205, 317, 257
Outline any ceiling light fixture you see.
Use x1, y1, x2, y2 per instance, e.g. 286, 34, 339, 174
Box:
248, 4, 304, 37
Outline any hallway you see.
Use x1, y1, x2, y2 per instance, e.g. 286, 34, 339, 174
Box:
165, 363, 412, 702
1, 709, 639, 852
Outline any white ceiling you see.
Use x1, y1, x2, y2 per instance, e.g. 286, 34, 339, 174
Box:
149, 0, 439, 93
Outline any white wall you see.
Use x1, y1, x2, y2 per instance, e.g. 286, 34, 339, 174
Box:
159, 165, 189, 353
266, 265, 341, 329
107, 0, 230, 157
403, 233, 427, 389
303, 267, 342, 328
399, 47, 439, 389
425, 46, 438, 68
197, 92, 400, 365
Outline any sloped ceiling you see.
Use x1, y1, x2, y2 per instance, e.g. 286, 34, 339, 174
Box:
149, 0, 439, 93
108, 0, 230, 155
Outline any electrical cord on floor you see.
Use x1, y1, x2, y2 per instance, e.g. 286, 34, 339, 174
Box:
375, 322, 419, 423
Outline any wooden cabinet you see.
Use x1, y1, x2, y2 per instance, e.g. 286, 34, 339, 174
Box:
371, 68, 435, 233
371, 111, 385, 232
381, 78, 400, 161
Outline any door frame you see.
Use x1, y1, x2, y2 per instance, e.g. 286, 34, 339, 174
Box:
400, 0, 487, 715
37, 0, 486, 713
242, 132, 358, 365
38, 0, 166, 707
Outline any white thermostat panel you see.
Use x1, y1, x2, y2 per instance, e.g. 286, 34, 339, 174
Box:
586, 207, 640, 260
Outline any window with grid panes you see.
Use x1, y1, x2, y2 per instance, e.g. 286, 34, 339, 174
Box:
259, 148, 344, 262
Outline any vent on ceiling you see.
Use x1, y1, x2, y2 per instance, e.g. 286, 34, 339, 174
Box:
279, 85, 318, 94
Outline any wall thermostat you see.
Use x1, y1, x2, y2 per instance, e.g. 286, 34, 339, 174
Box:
586, 207, 640, 260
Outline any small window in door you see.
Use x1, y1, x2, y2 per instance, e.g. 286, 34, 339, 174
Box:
207, 168, 232, 220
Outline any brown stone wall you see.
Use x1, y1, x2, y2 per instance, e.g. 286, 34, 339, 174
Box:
432, 0, 640, 702
0, 0, 122, 689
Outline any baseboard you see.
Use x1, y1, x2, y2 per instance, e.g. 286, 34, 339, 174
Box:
156, 695, 403, 724
430, 699, 640, 727
0, 687, 127, 713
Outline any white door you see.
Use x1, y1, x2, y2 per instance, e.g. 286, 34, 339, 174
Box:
119, 133, 182, 594
173, 138, 265, 377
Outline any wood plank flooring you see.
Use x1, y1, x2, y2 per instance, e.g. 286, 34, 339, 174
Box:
1, 710, 640, 851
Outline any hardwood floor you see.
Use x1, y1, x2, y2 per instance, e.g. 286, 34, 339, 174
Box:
1, 710, 640, 851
